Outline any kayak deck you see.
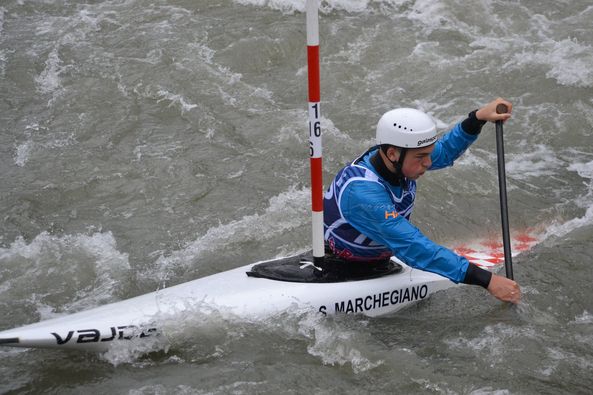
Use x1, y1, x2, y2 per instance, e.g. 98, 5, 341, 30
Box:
0, 255, 453, 351
246, 252, 402, 282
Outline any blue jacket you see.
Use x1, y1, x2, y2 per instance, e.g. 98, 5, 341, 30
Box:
323, 122, 478, 283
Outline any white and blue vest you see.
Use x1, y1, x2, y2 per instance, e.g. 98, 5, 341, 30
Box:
323, 150, 416, 261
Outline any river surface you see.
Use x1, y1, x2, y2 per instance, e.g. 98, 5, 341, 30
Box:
1, 0, 593, 393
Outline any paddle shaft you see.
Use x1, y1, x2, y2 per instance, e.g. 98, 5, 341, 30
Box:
495, 104, 514, 280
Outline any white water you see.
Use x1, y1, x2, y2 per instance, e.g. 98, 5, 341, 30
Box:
1, 0, 592, 393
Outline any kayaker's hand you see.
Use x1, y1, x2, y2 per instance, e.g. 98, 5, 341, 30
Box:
487, 274, 521, 304
476, 98, 513, 123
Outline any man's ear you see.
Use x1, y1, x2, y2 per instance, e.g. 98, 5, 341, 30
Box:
387, 146, 399, 162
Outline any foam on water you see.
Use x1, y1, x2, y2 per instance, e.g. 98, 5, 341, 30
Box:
100, 298, 260, 366
454, 149, 491, 169
159, 40, 275, 114
573, 310, 593, 325
405, 0, 471, 35
0, 7, 5, 77
128, 382, 262, 395
246, 0, 593, 91
0, 231, 130, 319
34, 47, 65, 100
509, 38, 593, 88
568, 159, 593, 200
445, 323, 537, 365
0, 7, 4, 34
100, 292, 384, 372
544, 159, 593, 239
297, 312, 384, 373
469, 389, 510, 395
0, 49, 5, 78
541, 346, 593, 376
232, 0, 373, 14
156, 89, 198, 114
14, 140, 33, 167
506, 144, 564, 181
146, 186, 310, 283
13, 122, 77, 167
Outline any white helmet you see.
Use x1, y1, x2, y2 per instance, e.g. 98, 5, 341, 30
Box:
376, 108, 437, 148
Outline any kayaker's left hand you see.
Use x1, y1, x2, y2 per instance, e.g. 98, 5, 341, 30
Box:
476, 98, 513, 123
487, 274, 521, 304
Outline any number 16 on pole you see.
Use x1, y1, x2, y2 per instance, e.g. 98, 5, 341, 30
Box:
309, 103, 321, 157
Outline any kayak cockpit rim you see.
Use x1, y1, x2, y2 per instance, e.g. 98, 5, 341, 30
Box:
246, 253, 403, 283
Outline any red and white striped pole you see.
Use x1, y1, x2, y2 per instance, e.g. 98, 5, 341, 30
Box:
306, 0, 324, 265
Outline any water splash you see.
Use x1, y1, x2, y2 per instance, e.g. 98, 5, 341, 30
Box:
506, 144, 564, 180
146, 186, 310, 283
0, 231, 130, 317
509, 38, 593, 88
34, 47, 66, 104
232, 0, 372, 14
297, 312, 384, 373
544, 159, 593, 239
156, 89, 198, 114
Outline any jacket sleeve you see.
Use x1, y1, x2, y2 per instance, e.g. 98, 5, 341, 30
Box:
340, 180, 470, 283
429, 122, 479, 170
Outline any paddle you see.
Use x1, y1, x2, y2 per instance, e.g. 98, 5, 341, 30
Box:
495, 103, 514, 280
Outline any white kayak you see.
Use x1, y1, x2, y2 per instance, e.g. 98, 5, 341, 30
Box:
0, 255, 454, 352
0, 229, 541, 352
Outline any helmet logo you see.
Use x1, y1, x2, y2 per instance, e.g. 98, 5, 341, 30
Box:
417, 136, 437, 146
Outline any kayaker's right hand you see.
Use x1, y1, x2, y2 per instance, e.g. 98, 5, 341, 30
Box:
487, 274, 521, 304
476, 98, 513, 123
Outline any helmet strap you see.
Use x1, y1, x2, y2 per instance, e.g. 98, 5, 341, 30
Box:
372, 146, 408, 189
391, 148, 408, 189
393, 147, 408, 190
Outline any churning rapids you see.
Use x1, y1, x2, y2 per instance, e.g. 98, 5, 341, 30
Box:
1, 1, 592, 394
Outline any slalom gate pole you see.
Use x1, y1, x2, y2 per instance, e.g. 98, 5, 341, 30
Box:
306, 0, 324, 266
495, 103, 514, 280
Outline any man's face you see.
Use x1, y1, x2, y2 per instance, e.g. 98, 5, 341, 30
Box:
401, 144, 435, 179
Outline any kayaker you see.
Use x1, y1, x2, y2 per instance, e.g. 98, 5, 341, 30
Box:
323, 98, 521, 303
